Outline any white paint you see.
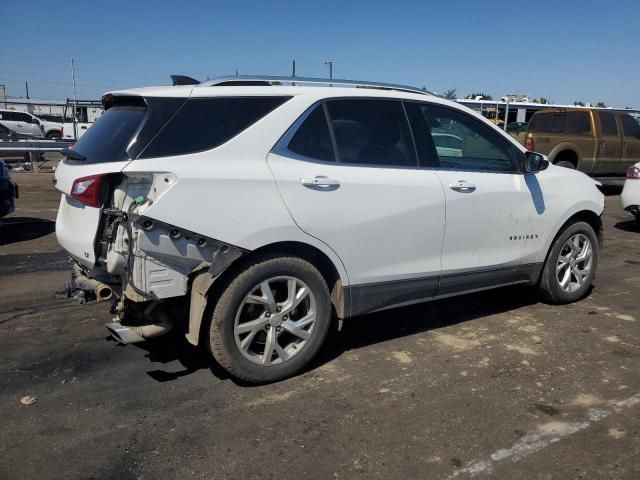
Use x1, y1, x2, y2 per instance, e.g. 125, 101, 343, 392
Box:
448, 393, 640, 478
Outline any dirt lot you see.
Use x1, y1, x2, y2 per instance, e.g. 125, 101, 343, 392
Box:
1, 172, 639, 479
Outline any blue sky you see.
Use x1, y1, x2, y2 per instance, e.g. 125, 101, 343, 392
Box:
2, 0, 639, 107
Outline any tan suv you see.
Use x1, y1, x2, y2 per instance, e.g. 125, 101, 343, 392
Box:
524, 108, 640, 175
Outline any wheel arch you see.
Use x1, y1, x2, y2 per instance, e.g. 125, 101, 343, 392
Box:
537, 208, 603, 284
549, 145, 580, 167
186, 240, 349, 347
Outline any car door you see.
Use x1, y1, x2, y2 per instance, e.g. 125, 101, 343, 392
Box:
11, 112, 33, 136
620, 113, 640, 170
405, 102, 548, 296
267, 98, 446, 315
596, 111, 623, 174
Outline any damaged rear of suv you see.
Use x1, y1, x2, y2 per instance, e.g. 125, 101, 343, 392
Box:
55, 80, 346, 383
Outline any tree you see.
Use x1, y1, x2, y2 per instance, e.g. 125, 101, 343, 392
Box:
537, 97, 549, 104
465, 92, 493, 100
596, 101, 606, 108
573, 100, 586, 106
443, 88, 457, 100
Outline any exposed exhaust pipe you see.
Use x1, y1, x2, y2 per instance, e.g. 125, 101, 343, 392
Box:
105, 301, 173, 344
71, 263, 114, 301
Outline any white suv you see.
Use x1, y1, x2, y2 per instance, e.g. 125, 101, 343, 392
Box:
54, 76, 604, 383
0, 109, 63, 139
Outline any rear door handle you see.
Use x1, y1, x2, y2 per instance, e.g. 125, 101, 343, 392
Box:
301, 176, 340, 189
449, 181, 476, 193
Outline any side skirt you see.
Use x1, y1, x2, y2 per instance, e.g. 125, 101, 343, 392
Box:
346, 263, 543, 318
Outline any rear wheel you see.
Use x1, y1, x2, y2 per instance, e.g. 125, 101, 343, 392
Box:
539, 221, 598, 304
208, 255, 331, 383
46, 131, 61, 139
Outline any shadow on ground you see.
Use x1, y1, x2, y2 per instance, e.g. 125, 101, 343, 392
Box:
615, 219, 640, 233
0, 217, 55, 245
132, 284, 540, 386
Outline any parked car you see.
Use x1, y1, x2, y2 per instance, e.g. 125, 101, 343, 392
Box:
524, 108, 640, 176
54, 76, 604, 383
0, 123, 34, 140
0, 123, 36, 162
0, 109, 63, 139
0, 160, 18, 218
0, 110, 44, 138
621, 163, 640, 222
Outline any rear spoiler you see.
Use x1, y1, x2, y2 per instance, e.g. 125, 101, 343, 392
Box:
170, 75, 200, 86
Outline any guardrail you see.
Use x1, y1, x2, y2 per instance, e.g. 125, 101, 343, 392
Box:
0, 139, 72, 172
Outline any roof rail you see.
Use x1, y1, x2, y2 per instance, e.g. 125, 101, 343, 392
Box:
197, 75, 433, 96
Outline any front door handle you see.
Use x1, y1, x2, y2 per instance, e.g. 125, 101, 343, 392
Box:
301, 176, 340, 189
449, 181, 476, 193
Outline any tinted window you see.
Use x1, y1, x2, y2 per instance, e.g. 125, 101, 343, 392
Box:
71, 106, 146, 163
418, 104, 517, 172
620, 113, 640, 139
528, 111, 591, 134
0, 111, 17, 121
287, 105, 335, 162
141, 97, 290, 158
598, 112, 618, 136
13, 112, 32, 123
326, 100, 416, 167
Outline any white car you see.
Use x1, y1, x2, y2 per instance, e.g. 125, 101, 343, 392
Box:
621, 163, 640, 221
54, 76, 604, 383
0, 109, 63, 139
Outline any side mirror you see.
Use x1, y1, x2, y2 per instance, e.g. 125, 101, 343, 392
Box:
522, 151, 549, 174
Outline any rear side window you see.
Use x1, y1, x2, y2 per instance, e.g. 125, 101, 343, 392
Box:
598, 112, 618, 136
620, 113, 640, 139
528, 111, 591, 134
140, 97, 290, 158
72, 106, 146, 163
287, 105, 335, 162
325, 99, 417, 167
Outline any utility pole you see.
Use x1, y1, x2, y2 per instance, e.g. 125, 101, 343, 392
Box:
292, 59, 296, 77
25, 81, 29, 99
71, 58, 78, 139
324, 60, 333, 80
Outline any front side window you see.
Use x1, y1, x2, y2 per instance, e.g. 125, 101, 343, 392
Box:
15, 112, 32, 123
141, 96, 290, 158
325, 99, 417, 167
620, 113, 640, 139
598, 111, 618, 136
411, 104, 518, 172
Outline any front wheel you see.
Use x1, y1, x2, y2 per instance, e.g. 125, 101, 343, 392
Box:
538, 221, 598, 304
208, 255, 332, 384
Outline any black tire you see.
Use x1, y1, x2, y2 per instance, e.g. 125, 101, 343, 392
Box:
46, 131, 61, 139
539, 221, 598, 304
555, 160, 576, 169
208, 254, 331, 384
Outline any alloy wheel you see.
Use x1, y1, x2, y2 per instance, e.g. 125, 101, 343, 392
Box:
556, 233, 593, 293
234, 276, 317, 366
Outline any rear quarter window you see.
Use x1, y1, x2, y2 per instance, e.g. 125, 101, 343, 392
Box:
71, 106, 146, 163
529, 111, 591, 135
620, 113, 640, 139
139, 96, 291, 159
